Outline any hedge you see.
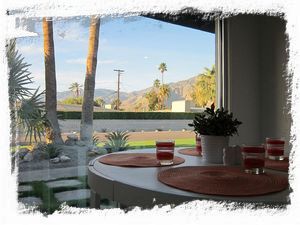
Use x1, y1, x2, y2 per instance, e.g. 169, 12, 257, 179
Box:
57, 111, 197, 120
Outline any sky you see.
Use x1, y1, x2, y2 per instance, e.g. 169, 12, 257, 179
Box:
16, 15, 215, 93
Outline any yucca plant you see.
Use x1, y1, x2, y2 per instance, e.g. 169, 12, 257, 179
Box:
104, 131, 130, 153
7, 40, 49, 144
92, 133, 100, 146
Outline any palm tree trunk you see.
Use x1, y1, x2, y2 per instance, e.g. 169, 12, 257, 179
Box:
80, 16, 100, 144
43, 17, 63, 144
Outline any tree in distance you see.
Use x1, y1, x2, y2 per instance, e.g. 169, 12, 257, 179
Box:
69, 82, 82, 97
192, 65, 216, 107
158, 62, 167, 85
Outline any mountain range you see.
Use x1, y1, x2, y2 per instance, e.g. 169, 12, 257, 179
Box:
57, 75, 198, 110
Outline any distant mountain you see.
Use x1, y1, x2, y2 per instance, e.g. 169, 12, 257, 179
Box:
57, 88, 130, 103
57, 75, 198, 110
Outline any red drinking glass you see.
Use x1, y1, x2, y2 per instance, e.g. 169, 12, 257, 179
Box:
156, 140, 175, 165
242, 145, 265, 174
266, 138, 285, 161
195, 134, 202, 154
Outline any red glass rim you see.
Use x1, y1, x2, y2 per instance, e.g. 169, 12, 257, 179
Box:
156, 142, 175, 147
266, 138, 285, 145
242, 146, 265, 153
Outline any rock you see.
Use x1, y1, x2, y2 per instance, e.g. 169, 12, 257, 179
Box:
76, 140, 86, 147
59, 155, 71, 162
32, 149, 49, 161
67, 134, 78, 141
23, 152, 33, 162
65, 139, 76, 146
50, 157, 60, 163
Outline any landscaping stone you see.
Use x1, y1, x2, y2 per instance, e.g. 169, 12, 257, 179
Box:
59, 155, 71, 162
32, 149, 49, 161
50, 157, 60, 163
23, 152, 33, 162
18, 185, 33, 192
54, 189, 90, 202
19, 197, 42, 206
46, 179, 82, 189
67, 134, 78, 141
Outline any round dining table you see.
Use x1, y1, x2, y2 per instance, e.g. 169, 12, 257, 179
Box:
88, 148, 290, 208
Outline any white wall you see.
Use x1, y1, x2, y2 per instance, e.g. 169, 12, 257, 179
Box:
226, 15, 291, 153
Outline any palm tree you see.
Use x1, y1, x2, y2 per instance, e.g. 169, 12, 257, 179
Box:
80, 16, 100, 144
153, 79, 160, 89
158, 84, 171, 109
111, 99, 122, 110
192, 65, 216, 107
94, 97, 105, 108
158, 62, 167, 85
42, 17, 63, 144
69, 82, 82, 97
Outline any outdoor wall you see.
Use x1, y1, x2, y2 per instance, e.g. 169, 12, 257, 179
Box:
226, 15, 291, 153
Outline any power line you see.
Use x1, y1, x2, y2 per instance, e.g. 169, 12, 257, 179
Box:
113, 69, 124, 110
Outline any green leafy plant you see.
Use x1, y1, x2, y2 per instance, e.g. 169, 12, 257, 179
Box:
104, 131, 130, 153
188, 104, 242, 136
42, 143, 61, 159
7, 40, 49, 143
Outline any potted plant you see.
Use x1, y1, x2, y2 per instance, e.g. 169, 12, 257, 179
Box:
188, 104, 242, 164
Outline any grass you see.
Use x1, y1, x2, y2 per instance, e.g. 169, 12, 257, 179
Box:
128, 138, 195, 149
97, 138, 195, 149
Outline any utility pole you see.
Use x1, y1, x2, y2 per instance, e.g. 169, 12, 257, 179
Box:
113, 69, 124, 110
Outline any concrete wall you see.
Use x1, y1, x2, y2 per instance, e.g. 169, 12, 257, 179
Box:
171, 100, 195, 112
226, 15, 291, 153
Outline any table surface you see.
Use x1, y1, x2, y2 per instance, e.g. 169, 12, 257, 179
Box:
88, 148, 290, 207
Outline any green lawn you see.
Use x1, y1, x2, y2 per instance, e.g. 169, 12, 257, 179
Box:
98, 138, 195, 149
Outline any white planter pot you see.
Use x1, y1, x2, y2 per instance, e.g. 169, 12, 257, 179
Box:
200, 135, 229, 164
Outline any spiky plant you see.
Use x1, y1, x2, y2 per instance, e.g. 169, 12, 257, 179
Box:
92, 133, 100, 146
104, 131, 130, 153
7, 40, 49, 144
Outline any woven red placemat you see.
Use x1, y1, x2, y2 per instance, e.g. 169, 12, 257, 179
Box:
178, 148, 202, 156
265, 158, 289, 172
158, 166, 288, 196
99, 153, 185, 167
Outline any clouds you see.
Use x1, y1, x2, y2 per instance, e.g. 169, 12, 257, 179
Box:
66, 58, 86, 65
17, 44, 43, 56
66, 58, 115, 65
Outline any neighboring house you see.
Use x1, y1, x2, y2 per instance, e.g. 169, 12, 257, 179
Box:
104, 104, 112, 110
171, 100, 195, 112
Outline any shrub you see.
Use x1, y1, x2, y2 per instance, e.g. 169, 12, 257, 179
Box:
104, 131, 130, 153
57, 111, 197, 120
42, 143, 61, 159
60, 97, 83, 105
